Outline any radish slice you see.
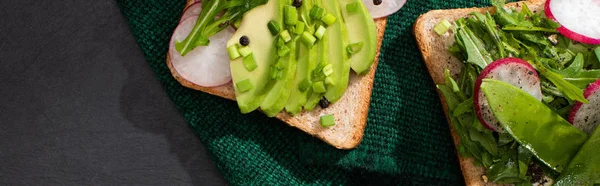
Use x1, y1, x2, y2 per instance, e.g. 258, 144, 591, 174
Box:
474, 58, 543, 132
180, 2, 202, 23
363, 0, 406, 19
545, 0, 600, 44
169, 16, 233, 87
569, 79, 600, 134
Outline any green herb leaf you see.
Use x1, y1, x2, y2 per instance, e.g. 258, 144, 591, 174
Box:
535, 60, 588, 103
176, 0, 268, 56
458, 27, 493, 69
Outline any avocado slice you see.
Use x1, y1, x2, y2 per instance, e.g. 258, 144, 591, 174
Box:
227, 0, 283, 113
260, 37, 298, 117
340, 0, 377, 74
322, 0, 350, 103
284, 0, 316, 115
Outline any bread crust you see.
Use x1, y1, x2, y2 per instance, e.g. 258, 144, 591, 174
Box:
414, 0, 546, 185
166, 0, 387, 149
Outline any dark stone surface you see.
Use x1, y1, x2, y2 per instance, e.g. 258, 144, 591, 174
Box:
0, 0, 227, 185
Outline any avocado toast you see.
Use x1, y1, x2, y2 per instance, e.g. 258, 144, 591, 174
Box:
167, 0, 387, 149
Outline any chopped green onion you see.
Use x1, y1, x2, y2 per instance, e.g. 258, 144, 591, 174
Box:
301, 31, 317, 48
280, 30, 292, 43
269, 67, 278, 80
268, 20, 281, 36
346, 41, 364, 55
273, 58, 284, 69
346, 3, 358, 14
227, 45, 241, 60
322, 64, 333, 76
294, 23, 305, 35
325, 77, 335, 85
284, 5, 298, 25
310, 6, 324, 20
298, 78, 312, 92
314, 25, 326, 40
276, 69, 284, 79
236, 79, 253, 93
312, 81, 326, 93
278, 45, 291, 57
321, 13, 337, 26
238, 46, 252, 57
433, 19, 452, 35
243, 54, 257, 72
319, 114, 335, 127
277, 37, 285, 47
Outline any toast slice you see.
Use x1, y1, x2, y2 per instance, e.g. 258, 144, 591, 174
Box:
414, 0, 549, 185
167, 0, 388, 149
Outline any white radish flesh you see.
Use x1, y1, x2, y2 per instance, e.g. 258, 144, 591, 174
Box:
180, 2, 202, 23
474, 58, 543, 132
169, 16, 233, 87
569, 80, 600, 134
545, 0, 600, 44
363, 0, 406, 19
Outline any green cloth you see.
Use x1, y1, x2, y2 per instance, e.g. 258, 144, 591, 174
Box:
116, 0, 497, 185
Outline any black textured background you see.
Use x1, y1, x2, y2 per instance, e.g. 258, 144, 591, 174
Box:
0, 0, 227, 185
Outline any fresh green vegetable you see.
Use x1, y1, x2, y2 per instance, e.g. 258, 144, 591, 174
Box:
346, 3, 358, 14
309, 6, 324, 19
434, 19, 452, 36
435, 1, 600, 184
320, 114, 335, 127
554, 125, 600, 186
278, 44, 291, 57
227, 44, 241, 60
243, 54, 257, 72
226, 0, 283, 114
481, 79, 588, 173
340, 0, 377, 74
280, 30, 292, 42
176, 0, 269, 56
298, 78, 312, 92
294, 23, 305, 35
236, 79, 254, 92
238, 46, 252, 57
314, 25, 326, 40
268, 20, 282, 36
284, 5, 298, 25
321, 13, 336, 26
312, 81, 326, 93
301, 31, 317, 48
346, 42, 364, 55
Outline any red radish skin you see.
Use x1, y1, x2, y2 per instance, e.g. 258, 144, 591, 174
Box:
169, 16, 233, 87
568, 79, 600, 134
180, 2, 202, 23
545, 0, 600, 45
474, 58, 543, 132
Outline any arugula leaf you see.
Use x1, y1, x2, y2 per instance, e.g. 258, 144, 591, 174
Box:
453, 97, 473, 117
546, 53, 600, 89
457, 27, 493, 69
502, 26, 559, 33
469, 120, 498, 156
532, 59, 588, 103
176, 0, 268, 56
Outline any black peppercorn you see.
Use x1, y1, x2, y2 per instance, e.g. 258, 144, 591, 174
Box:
319, 97, 330, 108
373, 0, 382, 5
239, 36, 250, 46
293, 0, 302, 8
